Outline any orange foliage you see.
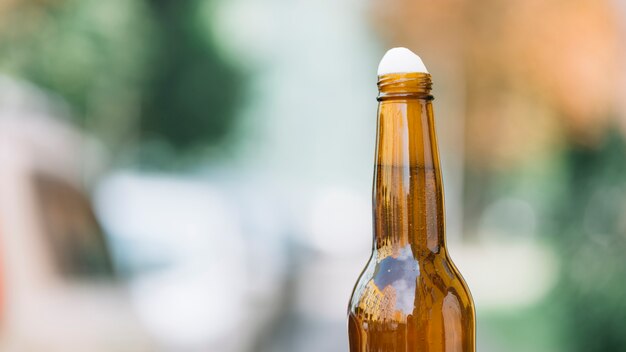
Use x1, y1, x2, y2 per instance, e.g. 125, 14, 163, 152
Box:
371, 0, 625, 168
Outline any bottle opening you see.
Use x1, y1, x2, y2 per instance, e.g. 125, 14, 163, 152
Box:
377, 72, 433, 101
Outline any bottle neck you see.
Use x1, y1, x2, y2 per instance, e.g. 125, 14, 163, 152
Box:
373, 73, 445, 259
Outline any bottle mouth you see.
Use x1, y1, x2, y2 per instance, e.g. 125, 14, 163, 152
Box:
377, 72, 433, 101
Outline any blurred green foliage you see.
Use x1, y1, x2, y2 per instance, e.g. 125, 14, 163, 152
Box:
551, 131, 626, 352
0, 1, 152, 134
465, 129, 626, 351
141, 0, 243, 151
0, 0, 242, 154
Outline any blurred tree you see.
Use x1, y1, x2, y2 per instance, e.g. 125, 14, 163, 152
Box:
550, 131, 626, 352
0, 0, 153, 147
140, 0, 243, 151
0, 0, 243, 158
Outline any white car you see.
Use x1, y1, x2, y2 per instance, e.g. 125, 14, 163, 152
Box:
0, 78, 154, 351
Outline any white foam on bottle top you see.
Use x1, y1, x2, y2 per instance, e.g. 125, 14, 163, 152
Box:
377, 47, 428, 75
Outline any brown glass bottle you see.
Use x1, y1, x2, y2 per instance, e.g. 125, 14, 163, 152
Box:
348, 72, 475, 352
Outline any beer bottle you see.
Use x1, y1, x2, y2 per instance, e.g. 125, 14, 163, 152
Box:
348, 48, 476, 351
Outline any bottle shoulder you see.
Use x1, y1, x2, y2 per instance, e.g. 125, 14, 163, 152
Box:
348, 250, 473, 318
347, 250, 476, 351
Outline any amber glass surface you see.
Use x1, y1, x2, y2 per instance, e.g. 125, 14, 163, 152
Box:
348, 73, 475, 352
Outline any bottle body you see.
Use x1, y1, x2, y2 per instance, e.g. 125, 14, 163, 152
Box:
348, 73, 475, 351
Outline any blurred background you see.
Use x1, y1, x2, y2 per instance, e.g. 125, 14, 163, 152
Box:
0, 0, 625, 351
